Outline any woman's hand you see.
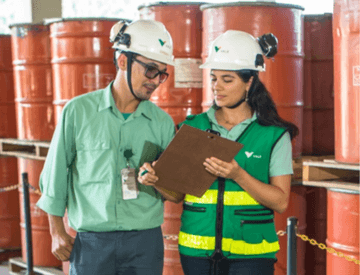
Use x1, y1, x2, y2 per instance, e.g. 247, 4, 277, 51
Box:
203, 157, 240, 180
138, 161, 158, 186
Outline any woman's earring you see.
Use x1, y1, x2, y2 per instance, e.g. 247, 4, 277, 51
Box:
245, 90, 249, 102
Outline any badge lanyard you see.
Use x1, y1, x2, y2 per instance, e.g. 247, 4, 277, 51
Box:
121, 149, 139, 200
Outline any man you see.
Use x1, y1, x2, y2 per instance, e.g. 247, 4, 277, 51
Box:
37, 19, 177, 275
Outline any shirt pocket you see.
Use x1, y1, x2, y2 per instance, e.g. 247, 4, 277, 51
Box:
76, 139, 112, 182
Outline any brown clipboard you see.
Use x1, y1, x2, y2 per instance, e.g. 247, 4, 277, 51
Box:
153, 124, 244, 197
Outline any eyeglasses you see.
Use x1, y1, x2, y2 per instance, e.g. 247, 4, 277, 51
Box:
133, 58, 169, 83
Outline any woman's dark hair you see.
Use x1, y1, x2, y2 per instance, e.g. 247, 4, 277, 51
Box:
237, 70, 299, 140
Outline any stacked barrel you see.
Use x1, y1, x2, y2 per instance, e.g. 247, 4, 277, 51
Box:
328, 0, 360, 274
0, 35, 21, 254
303, 14, 334, 156
48, 18, 118, 274
49, 18, 118, 122
10, 23, 58, 267
138, 3, 204, 274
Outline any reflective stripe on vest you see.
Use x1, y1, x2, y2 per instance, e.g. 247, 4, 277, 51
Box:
185, 190, 260, 206
179, 231, 279, 255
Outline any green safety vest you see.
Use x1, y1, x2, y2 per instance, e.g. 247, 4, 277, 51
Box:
178, 113, 287, 259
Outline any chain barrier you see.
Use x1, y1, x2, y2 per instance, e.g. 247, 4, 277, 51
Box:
0, 183, 42, 196
296, 233, 360, 266
163, 229, 360, 266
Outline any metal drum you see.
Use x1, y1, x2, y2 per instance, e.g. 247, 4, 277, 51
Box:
333, 0, 360, 163
274, 185, 306, 275
18, 159, 60, 267
62, 212, 77, 275
10, 24, 54, 141
10, 23, 59, 267
0, 35, 20, 250
326, 188, 359, 275
304, 14, 334, 155
200, 2, 304, 159
49, 18, 118, 122
138, 4, 204, 274
138, 2, 205, 125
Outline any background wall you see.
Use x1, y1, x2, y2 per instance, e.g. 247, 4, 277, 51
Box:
0, 0, 334, 34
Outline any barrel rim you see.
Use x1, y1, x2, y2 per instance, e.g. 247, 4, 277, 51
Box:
138, 1, 208, 10
0, 34, 11, 37
200, 2, 305, 11
9, 22, 47, 28
44, 17, 131, 26
327, 188, 360, 195
304, 13, 333, 20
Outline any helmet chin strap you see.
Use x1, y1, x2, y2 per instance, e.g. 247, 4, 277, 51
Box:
126, 52, 142, 101
227, 91, 248, 109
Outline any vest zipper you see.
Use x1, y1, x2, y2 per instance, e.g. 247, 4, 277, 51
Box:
215, 177, 225, 255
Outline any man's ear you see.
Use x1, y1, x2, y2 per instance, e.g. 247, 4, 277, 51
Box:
117, 53, 127, 71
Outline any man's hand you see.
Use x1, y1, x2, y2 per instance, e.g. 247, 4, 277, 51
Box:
51, 231, 75, 261
138, 161, 158, 186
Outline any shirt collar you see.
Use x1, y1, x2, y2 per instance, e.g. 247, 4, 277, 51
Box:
98, 81, 152, 121
206, 105, 257, 126
98, 81, 114, 112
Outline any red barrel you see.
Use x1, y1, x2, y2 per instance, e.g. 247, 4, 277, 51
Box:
62, 212, 77, 275
274, 185, 307, 275
138, 2, 204, 125
303, 22, 313, 155
305, 187, 327, 275
333, 0, 360, 163
10, 23, 59, 267
17, 159, 60, 267
138, 4, 204, 274
10, 24, 54, 141
303, 14, 334, 155
201, 2, 304, 159
49, 18, 118, 122
0, 35, 21, 250
326, 188, 359, 275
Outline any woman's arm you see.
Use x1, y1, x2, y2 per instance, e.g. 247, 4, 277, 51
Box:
204, 158, 291, 213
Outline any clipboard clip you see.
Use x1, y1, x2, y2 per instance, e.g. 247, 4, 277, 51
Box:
206, 129, 221, 136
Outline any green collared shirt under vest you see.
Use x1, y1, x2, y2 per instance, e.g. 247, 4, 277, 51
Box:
37, 82, 175, 232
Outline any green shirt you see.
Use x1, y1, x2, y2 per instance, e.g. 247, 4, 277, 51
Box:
206, 107, 293, 176
37, 82, 175, 232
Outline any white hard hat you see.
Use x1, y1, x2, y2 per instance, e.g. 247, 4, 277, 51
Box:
110, 19, 175, 66
200, 30, 270, 72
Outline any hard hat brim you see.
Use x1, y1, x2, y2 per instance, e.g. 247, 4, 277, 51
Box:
199, 61, 265, 72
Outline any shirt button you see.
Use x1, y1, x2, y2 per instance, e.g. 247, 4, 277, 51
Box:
117, 200, 121, 204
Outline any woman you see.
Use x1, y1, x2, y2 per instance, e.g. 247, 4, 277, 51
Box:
138, 30, 298, 275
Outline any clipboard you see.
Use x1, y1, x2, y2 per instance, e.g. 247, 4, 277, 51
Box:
153, 124, 244, 197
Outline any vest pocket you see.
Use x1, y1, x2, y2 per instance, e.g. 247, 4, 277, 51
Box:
183, 204, 206, 212
241, 219, 278, 244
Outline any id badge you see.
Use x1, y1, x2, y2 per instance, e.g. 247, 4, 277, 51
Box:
121, 167, 139, 200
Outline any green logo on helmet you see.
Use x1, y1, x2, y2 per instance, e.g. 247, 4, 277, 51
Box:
215, 46, 221, 52
159, 39, 166, 46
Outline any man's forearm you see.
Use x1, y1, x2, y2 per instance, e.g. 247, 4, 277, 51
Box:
48, 214, 66, 236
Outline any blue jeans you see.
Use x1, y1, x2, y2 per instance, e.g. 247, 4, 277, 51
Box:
69, 227, 163, 275
180, 254, 276, 275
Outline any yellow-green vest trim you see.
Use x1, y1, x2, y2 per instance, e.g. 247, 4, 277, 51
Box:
178, 113, 287, 259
